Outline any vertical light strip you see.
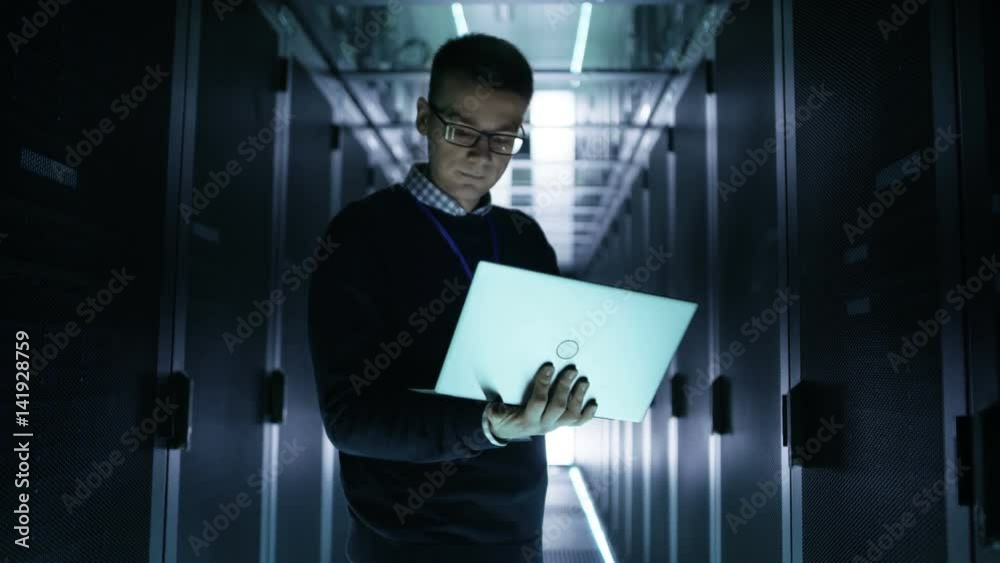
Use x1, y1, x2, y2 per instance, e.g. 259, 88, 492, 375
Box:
611, 421, 620, 534
569, 465, 618, 563
451, 3, 469, 35
624, 422, 633, 559
261, 425, 280, 563
601, 420, 610, 514
319, 437, 335, 563
709, 433, 722, 563
773, 0, 797, 560
705, 4, 722, 549
667, 417, 679, 563
642, 414, 652, 563
261, 36, 293, 562
570, 2, 593, 74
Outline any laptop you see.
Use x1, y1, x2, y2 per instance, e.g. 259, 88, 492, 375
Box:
410, 261, 698, 424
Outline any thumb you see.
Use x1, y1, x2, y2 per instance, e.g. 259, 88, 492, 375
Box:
489, 396, 510, 416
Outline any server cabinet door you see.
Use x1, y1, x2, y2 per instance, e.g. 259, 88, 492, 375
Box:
272, 59, 334, 563
788, 1, 954, 561
952, 0, 999, 559
1, 2, 177, 561
672, 63, 712, 563
171, 3, 279, 562
627, 180, 651, 563
714, 1, 785, 562
646, 134, 673, 563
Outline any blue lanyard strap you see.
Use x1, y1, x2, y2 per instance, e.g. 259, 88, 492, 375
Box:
412, 198, 500, 281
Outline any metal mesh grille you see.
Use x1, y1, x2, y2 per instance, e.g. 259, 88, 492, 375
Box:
792, 1, 946, 561
1, 1, 175, 559
19, 147, 78, 189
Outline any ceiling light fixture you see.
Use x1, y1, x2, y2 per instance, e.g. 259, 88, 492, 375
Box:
570, 2, 593, 74
451, 3, 469, 36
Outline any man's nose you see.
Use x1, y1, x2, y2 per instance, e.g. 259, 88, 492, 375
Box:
466, 134, 493, 160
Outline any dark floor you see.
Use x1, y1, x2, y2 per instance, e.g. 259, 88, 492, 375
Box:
542, 466, 611, 563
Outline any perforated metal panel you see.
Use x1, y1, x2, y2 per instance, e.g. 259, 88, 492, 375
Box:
791, 1, 946, 561
0, 1, 176, 560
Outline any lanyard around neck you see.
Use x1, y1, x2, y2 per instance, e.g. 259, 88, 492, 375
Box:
412, 198, 500, 281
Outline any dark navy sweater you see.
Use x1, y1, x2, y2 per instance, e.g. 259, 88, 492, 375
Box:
306, 185, 560, 563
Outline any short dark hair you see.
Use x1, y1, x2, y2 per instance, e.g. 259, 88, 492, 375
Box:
428, 33, 533, 107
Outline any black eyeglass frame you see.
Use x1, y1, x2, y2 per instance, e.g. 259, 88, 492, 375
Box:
427, 102, 527, 155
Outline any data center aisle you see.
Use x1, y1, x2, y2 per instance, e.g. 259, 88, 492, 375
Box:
542, 466, 611, 563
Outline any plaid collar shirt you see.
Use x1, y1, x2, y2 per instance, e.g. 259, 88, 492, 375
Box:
397, 164, 510, 446
399, 162, 493, 217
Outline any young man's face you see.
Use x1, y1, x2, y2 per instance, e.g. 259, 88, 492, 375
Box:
416, 73, 528, 211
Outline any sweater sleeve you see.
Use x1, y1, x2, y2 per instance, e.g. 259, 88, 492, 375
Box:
306, 208, 505, 463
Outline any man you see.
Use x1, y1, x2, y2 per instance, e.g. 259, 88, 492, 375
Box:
307, 33, 598, 563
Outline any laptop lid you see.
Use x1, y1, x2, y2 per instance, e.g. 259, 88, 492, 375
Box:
422, 261, 697, 424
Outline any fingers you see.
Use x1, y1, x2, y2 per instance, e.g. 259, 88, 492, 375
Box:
540, 365, 579, 428
523, 362, 555, 421
557, 379, 592, 426
524, 363, 599, 431
574, 399, 598, 426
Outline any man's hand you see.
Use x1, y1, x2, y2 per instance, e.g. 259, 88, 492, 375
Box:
486, 362, 598, 442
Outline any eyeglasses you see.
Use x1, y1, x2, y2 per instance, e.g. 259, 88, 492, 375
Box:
427, 103, 527, 155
